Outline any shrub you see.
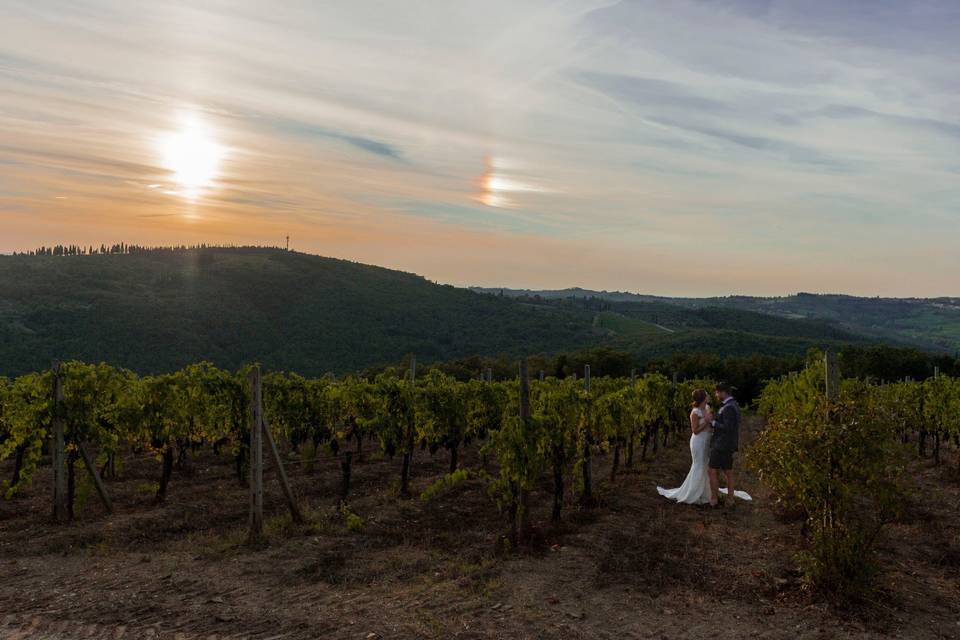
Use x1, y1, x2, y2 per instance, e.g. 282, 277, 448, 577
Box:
749, 362, 911, 599
420, 468, 470, 503
339, 503, 363, 532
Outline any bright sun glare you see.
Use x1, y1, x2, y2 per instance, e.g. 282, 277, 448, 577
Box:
157, 114, 224, 200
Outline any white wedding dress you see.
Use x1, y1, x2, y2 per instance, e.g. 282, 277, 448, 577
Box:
656, 407, 752, 504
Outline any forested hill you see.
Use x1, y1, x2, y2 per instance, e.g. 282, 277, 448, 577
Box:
474, 287, 960, 355
0, 246, 872, 377
0, 247, 599, 376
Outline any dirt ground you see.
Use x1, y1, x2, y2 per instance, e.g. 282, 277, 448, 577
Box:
1, 418, 959, 640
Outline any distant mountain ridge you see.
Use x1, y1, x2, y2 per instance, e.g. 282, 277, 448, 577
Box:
0, 246, 919, 377
471, 287, 960, 354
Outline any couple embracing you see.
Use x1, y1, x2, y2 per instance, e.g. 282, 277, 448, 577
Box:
657, 382, 752, 506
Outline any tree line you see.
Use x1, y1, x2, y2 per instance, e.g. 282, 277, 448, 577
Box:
13, 243, 287, 257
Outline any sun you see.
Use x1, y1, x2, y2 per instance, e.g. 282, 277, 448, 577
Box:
157, 114, 224, 200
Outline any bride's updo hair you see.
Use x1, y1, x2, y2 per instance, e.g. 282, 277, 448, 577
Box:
691, 388, 708, 408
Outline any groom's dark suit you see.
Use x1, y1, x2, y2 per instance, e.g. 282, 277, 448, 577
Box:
709, 396, 740, 470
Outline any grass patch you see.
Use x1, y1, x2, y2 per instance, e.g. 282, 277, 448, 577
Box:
420, 469, 470, 503
340, 503, 363, 532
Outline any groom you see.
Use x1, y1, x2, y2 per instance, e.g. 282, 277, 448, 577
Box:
708, 382, 740, 507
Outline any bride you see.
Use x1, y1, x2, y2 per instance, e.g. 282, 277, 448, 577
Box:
657, 388, 714, 504
657, 389, 752, 505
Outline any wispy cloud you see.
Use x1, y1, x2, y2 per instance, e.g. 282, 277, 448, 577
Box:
259, 116, 404, 160
0, 0, 958, 295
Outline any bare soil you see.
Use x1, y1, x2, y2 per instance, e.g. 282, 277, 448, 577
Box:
1, 419, 958, 639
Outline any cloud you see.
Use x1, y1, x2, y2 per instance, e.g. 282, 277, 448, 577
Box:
803, 105, 960, 140
576, 72, 729, 112
0, 0, 958, 295
258, 116, 404, 160
339, 135, 402, 160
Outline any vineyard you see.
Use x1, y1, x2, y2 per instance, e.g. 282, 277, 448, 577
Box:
0, 359, 710, 541
1, 354, 959, 638
759, 369, 960, 464
752, 354, 960, 597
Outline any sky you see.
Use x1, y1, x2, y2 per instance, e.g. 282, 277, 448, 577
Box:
1, 0, 958, 297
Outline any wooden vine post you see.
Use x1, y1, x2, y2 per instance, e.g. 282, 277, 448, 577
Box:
262, 415, 303, 523
581, 364, 593, 505
480, 365, 492, 472
51, 362, 67, 523
931, 366, 941, 464
823, 349, 841, 537
400, 356, 417, 497
248, 366, 265, 541
50, 362, 113, 519
248, 366, 304, 542
77, 443, 113, 514
517, 358, 532, 541
665, 371, 678, 447
918, 373, 928, 458
626, 368, 637, 469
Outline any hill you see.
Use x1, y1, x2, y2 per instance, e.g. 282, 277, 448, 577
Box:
0, 247, 604, 376
0, 247, 872, 377
474, 287, 960, 354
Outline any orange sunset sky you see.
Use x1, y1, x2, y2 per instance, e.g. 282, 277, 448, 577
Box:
2, 1, 959, 296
